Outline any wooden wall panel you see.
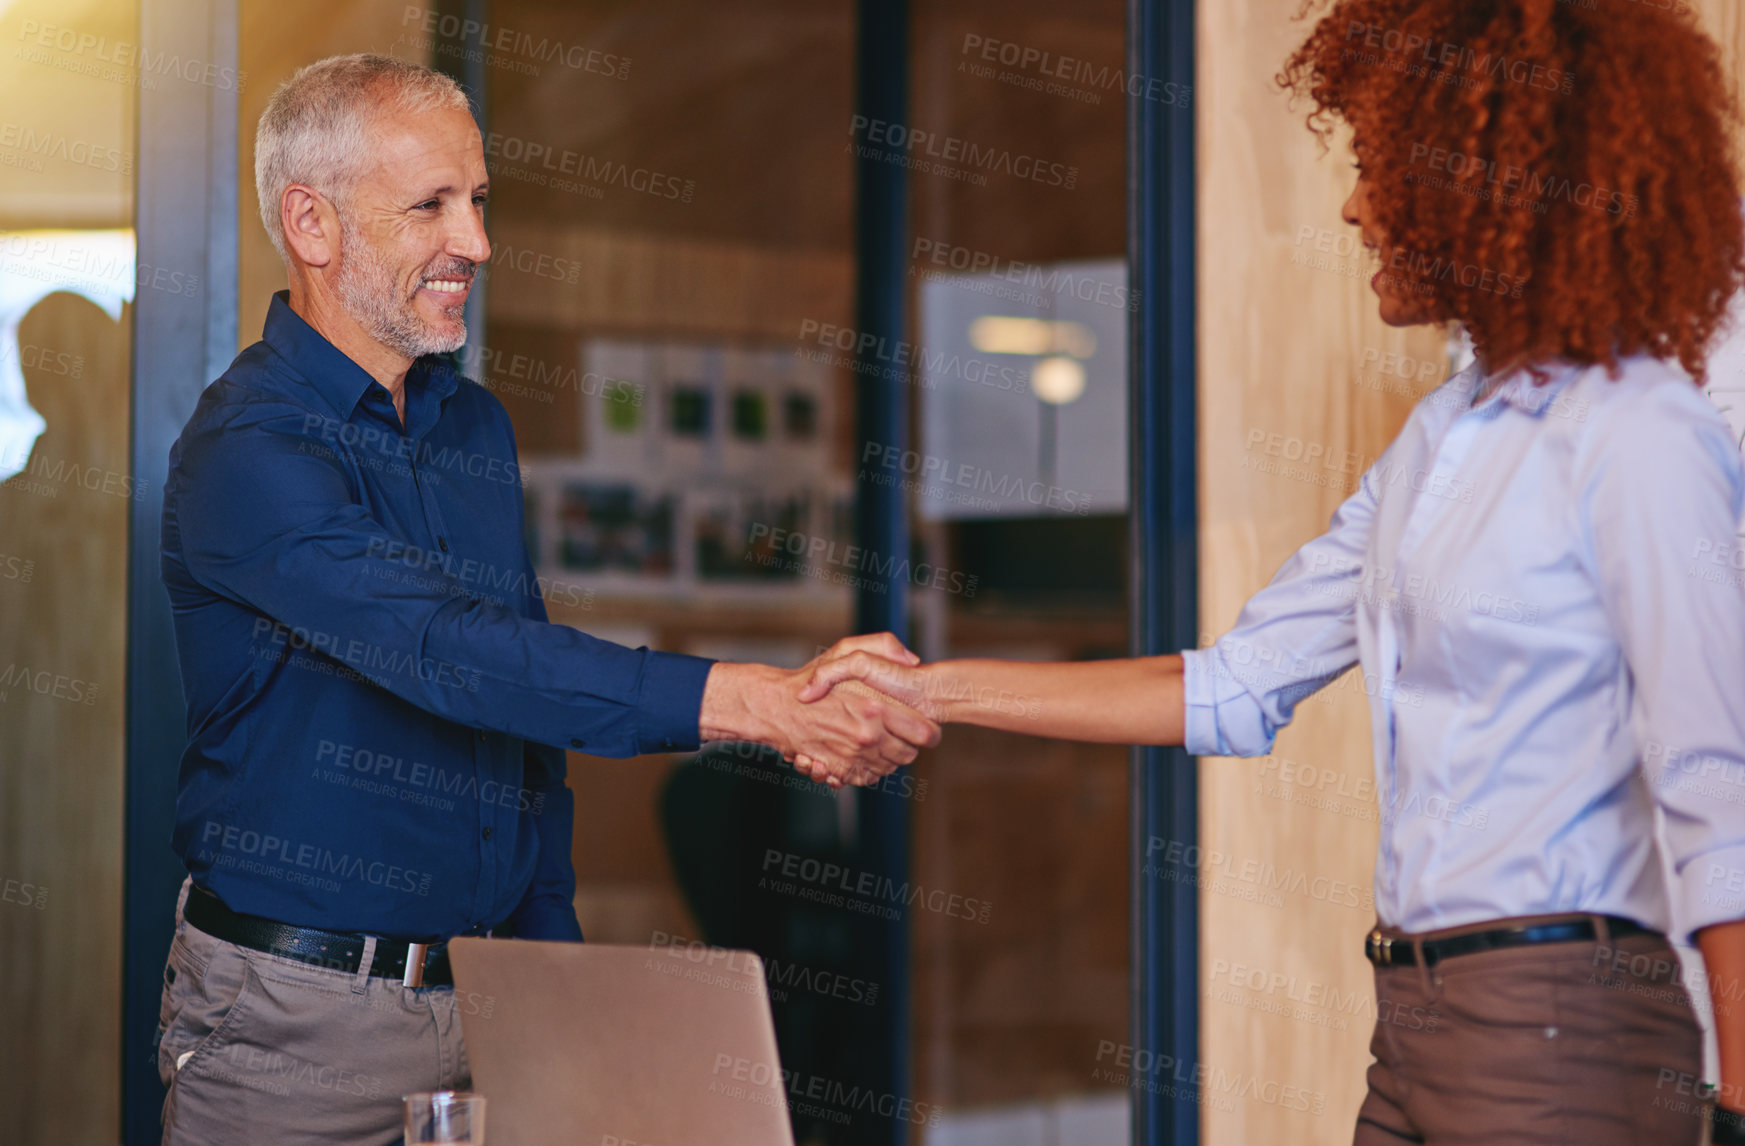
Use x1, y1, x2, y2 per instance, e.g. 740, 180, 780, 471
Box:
1196, 3, 1449, 1143
1197, 5, 1745, 1144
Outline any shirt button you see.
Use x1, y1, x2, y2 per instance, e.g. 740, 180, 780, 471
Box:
482, 827, 493, 840
476, 730, 486, 742
438, 537, 450, 552
570, 738, 584, 749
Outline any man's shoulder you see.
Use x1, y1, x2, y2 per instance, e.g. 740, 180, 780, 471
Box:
188, 339, 318, 424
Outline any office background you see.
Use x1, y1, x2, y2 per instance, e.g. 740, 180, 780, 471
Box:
2, 1, 1743, 1144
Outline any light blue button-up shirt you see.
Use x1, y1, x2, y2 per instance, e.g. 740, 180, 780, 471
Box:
1182, 356, 1745, 940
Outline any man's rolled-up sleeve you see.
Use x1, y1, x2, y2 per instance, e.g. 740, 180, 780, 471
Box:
1181, 463, 1381, 758
170, 401, 714, 757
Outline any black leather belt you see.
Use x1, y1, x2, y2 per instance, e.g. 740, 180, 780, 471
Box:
1365, 915, 1656, 968
183, 885, 487, 988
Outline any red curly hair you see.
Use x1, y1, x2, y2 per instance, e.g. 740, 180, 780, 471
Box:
1280, 0, 1745, 381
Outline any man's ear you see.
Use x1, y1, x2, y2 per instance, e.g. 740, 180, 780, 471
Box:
281, 184, 339, 270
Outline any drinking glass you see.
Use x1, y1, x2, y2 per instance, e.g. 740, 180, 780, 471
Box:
403, 1090, 486, 1144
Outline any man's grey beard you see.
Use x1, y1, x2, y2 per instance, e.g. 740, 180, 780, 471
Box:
333, 220, 469, 359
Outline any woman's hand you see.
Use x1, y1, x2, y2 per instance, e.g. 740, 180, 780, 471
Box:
799, 648, 938, 720
786, 635, 934, 789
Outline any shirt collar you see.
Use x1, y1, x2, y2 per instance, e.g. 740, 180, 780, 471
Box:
261, 291, 460, 435
1466, 359, 1583, 417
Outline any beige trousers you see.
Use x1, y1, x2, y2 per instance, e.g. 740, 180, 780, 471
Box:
155, 878, 475, 1145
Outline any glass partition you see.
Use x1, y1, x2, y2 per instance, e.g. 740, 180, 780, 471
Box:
0, 0, 140, 1141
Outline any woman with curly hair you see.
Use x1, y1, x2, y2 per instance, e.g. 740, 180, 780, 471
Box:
797, 0, 1745, 1141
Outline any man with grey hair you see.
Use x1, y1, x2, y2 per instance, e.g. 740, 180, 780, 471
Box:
153, 53, 930, 1143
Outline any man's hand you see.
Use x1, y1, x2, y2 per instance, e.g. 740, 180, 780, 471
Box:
786, 643, 940, 787
698, 634, 940, 789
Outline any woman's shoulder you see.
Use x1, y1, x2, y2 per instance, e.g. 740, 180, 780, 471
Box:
1565, 356, 1731, 435
1562, 357, 1744, 502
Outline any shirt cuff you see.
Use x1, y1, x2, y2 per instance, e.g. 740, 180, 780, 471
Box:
633, 650, 716, 755
1676, 843, 1745, 943
1179, 646, 1278, 759
506, 895, 585, 942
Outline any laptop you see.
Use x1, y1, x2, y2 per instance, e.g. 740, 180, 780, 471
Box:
447, 938, 798, 1146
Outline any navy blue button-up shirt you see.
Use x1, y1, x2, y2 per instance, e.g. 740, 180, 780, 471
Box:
162, 292, 714, 940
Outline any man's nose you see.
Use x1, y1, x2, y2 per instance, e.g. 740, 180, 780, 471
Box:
449, 206, 490, 265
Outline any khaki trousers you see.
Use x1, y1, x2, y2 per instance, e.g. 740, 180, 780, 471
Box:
155, 878, 475, 1145
1353, 916, 1706, 1145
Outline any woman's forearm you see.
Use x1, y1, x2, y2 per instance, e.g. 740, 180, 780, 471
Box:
918, 654, 1185, 745
1699, 921, 1745, 1114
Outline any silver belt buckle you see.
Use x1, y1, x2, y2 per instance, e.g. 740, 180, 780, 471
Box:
403, 941, 430, 988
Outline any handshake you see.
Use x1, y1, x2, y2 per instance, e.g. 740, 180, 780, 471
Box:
697, 633, 942, 789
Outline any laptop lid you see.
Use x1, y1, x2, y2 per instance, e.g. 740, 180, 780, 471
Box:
447, 938, 797, 1146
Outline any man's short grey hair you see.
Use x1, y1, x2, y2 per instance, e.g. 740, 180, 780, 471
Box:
254, 53, 470, 263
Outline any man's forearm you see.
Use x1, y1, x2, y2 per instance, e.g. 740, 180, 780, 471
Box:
698, 662, 787, 744
1700, 920, 1745, 1112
